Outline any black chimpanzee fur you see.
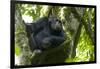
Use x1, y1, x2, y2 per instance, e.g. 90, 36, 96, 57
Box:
24, 16, 65, 52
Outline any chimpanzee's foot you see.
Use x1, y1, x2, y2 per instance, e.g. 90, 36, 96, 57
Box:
34, 49, 42, 54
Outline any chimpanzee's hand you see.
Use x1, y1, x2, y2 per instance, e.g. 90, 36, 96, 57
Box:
42, 37, 51, 49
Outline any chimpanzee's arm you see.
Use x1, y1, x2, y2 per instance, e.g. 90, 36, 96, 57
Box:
32, 17, 48, 34
49, 31, 65, 45
23, 17, 48, 37
50, 36, 64, 44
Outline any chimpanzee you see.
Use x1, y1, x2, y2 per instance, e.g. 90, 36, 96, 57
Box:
24, 16, 65, 53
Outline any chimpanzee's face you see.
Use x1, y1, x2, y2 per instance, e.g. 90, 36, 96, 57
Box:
49, 17, 62, 31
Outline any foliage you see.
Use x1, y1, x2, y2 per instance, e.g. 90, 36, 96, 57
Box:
15, 4, 95, 65
15, 5, 32, 65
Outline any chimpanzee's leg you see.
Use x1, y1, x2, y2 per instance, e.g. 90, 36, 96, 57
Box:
29, 33, 42, 53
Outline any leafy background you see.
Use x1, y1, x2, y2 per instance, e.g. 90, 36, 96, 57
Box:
15, 4, 95, 65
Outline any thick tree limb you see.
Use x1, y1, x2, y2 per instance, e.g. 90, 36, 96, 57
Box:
69, 8, 95, 58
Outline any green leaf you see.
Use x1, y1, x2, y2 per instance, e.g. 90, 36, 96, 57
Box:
15, 46, 21, 56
